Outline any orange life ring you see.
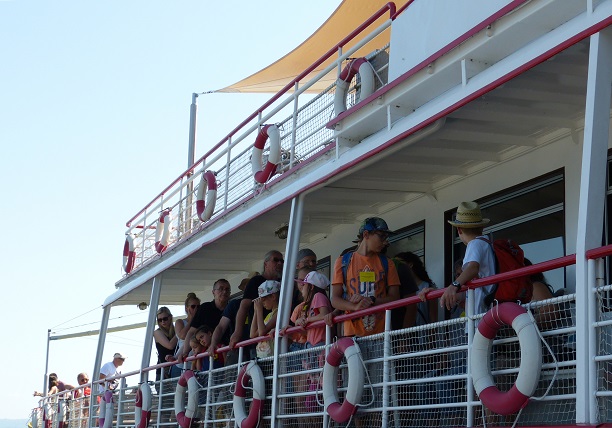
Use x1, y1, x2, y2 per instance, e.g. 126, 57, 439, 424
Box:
251, 124, 281, 184
195, 170, 217, 222
334, 57, 375, 116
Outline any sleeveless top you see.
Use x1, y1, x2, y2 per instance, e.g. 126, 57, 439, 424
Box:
155, 329, 175, 364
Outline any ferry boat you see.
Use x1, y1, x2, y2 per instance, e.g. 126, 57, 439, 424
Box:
31, 0, 612, 426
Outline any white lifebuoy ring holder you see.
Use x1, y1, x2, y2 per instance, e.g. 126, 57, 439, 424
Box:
252, 124, 281, 184
99, 390, 114, 428
154, 209, 171, 254
233, 360, 266, 428
175, 370, 200, 428
322, 337, 365, 423
471, 302, 542, 415
195, 170, 217, 222
334, 57, 375, 116
135, 382, 152, 428
122, 234, 136, 273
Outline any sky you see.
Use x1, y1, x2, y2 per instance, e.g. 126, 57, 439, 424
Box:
0, 0, 339, 420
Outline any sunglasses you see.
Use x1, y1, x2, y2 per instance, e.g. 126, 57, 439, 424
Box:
272, 257, 284, 263
157, 316, 170, 322
188, 304, 198, 309
79, 378, 88, 383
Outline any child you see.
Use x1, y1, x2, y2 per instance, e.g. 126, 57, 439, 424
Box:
251, 280, 281, 358
194, 325, 224, 370
291, 271, 332, 412
440, 201, 496, 314
187, 335, 203, 371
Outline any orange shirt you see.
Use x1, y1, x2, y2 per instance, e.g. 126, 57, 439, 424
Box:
332, 252, 400, 336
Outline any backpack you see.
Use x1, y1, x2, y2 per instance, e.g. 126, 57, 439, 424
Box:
477, 237, 533, 306
341, 251, 389, 292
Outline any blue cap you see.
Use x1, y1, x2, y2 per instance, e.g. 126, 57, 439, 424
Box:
358, 217, 394, 235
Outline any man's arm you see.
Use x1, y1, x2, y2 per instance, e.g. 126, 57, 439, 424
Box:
230, 299, 252, 348
330, 284, 371, 312
208, 317, 230, 354
377, 284, 399, 305
440, 261, 480, 310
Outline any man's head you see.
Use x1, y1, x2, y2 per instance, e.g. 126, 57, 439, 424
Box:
296, 248, 317, 270
212, 279, 231, 305
262, 250, 284, 279
357, 217, 394, 254
113, 353, 126, 367
77, 373, 89, 385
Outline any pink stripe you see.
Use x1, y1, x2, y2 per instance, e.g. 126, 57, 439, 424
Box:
176, 413, 191, 428
195, 200, 205, 216
178, 370, 194, 387
326, 337, 354, 367
253, 125, 272, 150
327, 400, 358, 424
478, 302, 526, 339
479, 384, 529, 415
234, 365, 249, 398
204, 170, 218, 191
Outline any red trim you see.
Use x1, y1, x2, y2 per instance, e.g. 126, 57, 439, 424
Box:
586, 244, 612, 260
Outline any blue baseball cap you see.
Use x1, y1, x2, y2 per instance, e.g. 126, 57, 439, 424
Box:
358, 217, 395, 235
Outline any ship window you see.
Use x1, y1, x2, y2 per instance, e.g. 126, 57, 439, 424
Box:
445, 170, 566, 295
387, 221, 425, 259
316, 255, 331, 279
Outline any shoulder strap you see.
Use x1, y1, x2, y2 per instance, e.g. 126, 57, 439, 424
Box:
378, 253, 389, 284
341, 251, 354, 292
475, 236, 499, 307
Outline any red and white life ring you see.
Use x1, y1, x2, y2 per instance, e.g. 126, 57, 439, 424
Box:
57, 399, 67, 428
99, 390, 114, 428
195, 170, 217, 222
334, 57, 375, 116
122, 234, 136, 273
174, 370, 199, 428
471, 302, 542, 415
233, 361, 265, 428
135, 383, 152, 428
251, 124, 281, 184
322, 337, 365, 423
154, 210, 171, 254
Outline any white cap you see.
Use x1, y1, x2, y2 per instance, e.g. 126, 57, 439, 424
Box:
303, 271, 330, 289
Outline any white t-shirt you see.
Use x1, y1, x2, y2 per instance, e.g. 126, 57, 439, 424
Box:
99, 361, 120, 393
463, 237, 496, 315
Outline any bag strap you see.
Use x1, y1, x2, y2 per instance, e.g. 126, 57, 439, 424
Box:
476, 236, 498, 307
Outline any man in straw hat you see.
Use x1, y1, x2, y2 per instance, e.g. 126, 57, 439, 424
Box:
440, 202, 496, 315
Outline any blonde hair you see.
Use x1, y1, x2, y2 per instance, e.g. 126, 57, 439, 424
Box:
184, 292, 200, 310
156, 306, 175, 339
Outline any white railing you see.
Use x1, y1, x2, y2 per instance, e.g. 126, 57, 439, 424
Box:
33, 250, 612, 428
121, 4, 398, 275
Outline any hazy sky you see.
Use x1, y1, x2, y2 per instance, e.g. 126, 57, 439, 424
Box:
0, 0, 339, 419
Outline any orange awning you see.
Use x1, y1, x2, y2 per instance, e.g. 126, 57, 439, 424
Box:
216, 0, 411, 94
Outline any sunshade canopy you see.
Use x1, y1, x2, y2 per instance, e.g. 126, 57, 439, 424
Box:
216, 0, 411, 94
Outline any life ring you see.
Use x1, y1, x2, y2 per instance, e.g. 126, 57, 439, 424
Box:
334, 57, 375, 116
174, 370, 199, 428
154, 209, 171, 254
252, 124, 281, 184
195, 170, 217, 222
122, 234, 136, 273
233, 360, 265, 428
57, 399, 67, 428
322, 337, 365, 423
135, 383, 152, 428
98, 390, 114, 428
471, 302, 542, 415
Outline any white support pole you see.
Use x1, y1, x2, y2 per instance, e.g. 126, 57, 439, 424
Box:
141, 274, 164, 384
89, 305, 111, 428
43, 329, 50, 396
272, 193, 306, 427
575, 27, 612, 424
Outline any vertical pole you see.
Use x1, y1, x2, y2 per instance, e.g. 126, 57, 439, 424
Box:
43, 329, 51, 396
575, 28, 612, 424
465, 289, 475, 427
290, 82, 299, 168
141, 275, 164, 384
89, 304, 111, 428
272, 193, 306, 426
185, 93, 198, 235
382, 309, 392, 427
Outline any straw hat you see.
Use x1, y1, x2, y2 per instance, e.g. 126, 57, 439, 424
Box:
447, 202, 490, 228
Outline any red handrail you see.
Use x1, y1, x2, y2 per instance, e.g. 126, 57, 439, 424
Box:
125, 2, 399, 227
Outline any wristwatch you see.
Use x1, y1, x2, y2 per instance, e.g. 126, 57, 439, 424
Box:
452, 280, 462, 290
370, 296, 377, 304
